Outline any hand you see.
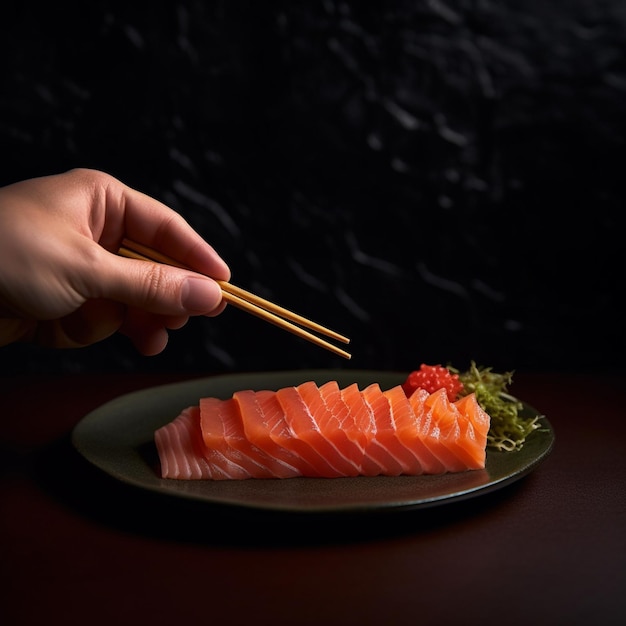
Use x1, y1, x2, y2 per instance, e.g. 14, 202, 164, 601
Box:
0, 168, 231, 355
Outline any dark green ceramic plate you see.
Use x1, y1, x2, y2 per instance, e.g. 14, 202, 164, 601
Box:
71, 369, 554, 514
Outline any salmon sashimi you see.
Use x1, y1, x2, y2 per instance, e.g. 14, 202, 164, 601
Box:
341, 383, 405, 476
199, 397, 276, 477
390, 386, 447, 474
339, 383, 390, 475
295, 381, 361, 476
233, 389, 310, 477
361, 383, 422, 475
155, 406, 252, 480
202, 395, 302, 479
275, 386, 352, 477
452, 393, 490, 468
317, 381, 378, 474
155, 380, 491, 480
421, 389, 474, 473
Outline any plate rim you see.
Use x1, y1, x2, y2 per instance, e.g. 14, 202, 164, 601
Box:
71, 369, 555, 514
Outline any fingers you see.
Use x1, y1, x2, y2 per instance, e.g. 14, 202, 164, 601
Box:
0, 303, 122, 349
91, 250, 225, 318
162, 313, 190, 330
97, 172, 231, 282
2, 301, 191, 353
0, 168, 231, 355
0, 319, 36, 347
20, 300, 125, 349
52, 167, 230, 282
118, 309, 178, 356
58, 299, 125, 346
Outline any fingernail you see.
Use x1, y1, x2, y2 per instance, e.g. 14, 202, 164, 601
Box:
181, 277, 220, 314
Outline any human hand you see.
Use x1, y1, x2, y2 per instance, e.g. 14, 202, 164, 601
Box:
0, 168, 231, 355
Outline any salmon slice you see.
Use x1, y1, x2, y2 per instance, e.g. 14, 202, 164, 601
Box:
455, 393, 490, 440
421, 389, 490, 472
295, 381, 361, 476
200, 397, 292, 478
275, 386, 350, 477
233, 389, 304, 477
390, 386, 447, 474
419, 389, 472, 472
252, 389, 321, 475
361, 383, 422, 474
452, 393, 490, 467
252, 389, 336, 477
340, 383, 402, 476
316, 381, 370, 470
155, 406, 252, 480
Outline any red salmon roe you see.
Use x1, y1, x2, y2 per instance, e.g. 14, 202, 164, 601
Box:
402, 364, 463, 401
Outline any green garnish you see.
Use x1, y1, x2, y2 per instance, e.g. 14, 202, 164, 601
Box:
451, 361, 542, 452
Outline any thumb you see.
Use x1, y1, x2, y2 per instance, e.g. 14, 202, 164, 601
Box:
94, 253, 224, 316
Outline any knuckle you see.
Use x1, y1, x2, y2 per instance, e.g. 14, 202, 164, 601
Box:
141, 263, 168, 307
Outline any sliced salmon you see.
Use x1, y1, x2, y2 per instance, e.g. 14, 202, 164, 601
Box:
275, 386, 351, 477
339, 383, 403, 476
155, 379, 491, 480
361, 383, 421, 474
421, 389, 472, 472
156, 406, 252, 480
317, 380, 373, 472
233, 389, 304, 477
390, 386, 447, 474
295, 381, 361, 476
200, 397, 295, 478
453, 393, 490, 468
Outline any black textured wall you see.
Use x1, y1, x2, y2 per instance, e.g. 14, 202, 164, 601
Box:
1, 1, 624, 375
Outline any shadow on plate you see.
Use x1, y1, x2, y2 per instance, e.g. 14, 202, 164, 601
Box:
34, 434, 530, 548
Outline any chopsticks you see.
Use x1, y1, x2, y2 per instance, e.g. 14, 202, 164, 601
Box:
117, 239, 351, 359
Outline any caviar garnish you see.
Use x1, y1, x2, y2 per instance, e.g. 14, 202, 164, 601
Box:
401, 364, 463, 402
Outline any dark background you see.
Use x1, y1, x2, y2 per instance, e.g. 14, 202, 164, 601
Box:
1, 0, 624, 376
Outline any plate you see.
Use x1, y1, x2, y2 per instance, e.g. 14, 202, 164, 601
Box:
71, 369, 555, 514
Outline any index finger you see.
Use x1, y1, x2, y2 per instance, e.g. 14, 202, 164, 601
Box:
103, 177, 231, 282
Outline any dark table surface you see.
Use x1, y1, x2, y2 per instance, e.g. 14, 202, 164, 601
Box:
1, 370, 625, 626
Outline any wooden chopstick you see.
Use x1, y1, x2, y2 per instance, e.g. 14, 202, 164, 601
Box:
118, 239, 351, 360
